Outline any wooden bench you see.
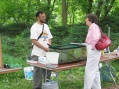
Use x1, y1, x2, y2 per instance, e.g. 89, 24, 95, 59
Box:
0, 34, 21, 74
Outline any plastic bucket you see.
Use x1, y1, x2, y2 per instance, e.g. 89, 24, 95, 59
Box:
46, 52, 59, 64
24, 66, 34, 80
45, 52, 59, 68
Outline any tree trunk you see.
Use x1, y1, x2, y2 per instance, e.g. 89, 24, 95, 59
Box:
62, 0, 67, 26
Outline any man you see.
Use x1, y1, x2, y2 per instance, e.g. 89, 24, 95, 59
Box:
30, 11, 53, 89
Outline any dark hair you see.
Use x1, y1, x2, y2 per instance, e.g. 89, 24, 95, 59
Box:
86, 14, 98, 24
36, 11, 44, 17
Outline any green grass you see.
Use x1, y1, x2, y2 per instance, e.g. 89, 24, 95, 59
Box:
0, 68, 84, 89
0, 65, 119, 89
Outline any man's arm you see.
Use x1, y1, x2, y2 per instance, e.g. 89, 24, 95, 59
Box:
31, 39, 49, 52
48, 39, 52, 45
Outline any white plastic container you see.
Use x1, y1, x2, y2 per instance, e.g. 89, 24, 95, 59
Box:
24, 66, 34, 80
46, 52, 59, 64
45, 52, 59, 68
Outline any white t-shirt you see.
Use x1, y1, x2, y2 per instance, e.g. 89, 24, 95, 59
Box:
30, 22, 53, 56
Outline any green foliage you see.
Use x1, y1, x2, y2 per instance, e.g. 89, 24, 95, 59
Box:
109, 32, 119, 51
101, 15, 119, 33
0, 0, 38, 24
2, 53, 25, 68
50, 23, 88, 45
51, 26, 70, 45
52, 24, 88, 44
0, 23, 27, 36
0, 0, 117, 27
2, 32, 30, 60
63, 24, 88, 44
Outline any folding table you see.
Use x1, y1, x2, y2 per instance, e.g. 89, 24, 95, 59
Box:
27, 53, 119, 86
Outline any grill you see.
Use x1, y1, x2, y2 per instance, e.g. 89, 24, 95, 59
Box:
49, 43, 87, 64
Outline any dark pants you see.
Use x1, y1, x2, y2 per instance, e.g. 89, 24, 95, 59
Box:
32, 56, 51, 89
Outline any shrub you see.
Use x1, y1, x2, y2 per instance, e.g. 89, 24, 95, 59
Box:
100, 15, 119, 33
62, 24, 88, 44
0, 23, 28, 36
51, 26, 70, 45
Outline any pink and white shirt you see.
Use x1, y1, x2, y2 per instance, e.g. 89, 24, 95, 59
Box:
85, 23, 101, 49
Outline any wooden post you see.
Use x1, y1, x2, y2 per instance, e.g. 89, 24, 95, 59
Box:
0, 34, 3, 68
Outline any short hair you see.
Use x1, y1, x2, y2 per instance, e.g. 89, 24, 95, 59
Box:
86, 14, 98, 24
36, 11, 44, 17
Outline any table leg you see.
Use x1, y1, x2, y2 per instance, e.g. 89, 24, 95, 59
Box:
106, 61, 117, 85
45, 69, 47, 82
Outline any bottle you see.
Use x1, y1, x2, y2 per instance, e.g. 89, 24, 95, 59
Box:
101, 50, 104, 56
117, 46, 119, 55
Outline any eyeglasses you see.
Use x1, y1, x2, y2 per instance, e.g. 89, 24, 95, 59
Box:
38, 16, 46, 19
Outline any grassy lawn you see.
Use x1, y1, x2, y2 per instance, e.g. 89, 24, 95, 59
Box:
0, 65, 119, 89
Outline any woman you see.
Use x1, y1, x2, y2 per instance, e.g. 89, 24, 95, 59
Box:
84, 14, 101, 89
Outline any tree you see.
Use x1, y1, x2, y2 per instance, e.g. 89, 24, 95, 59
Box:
45, 0, 56, 23
67, 0, 79, 25
0, 0, 117, 27
100, 0, 115, 22
78, 0, 116, 23
62, 0, 67, 26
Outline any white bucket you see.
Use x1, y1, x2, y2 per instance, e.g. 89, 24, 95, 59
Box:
46, 52, 59, 64
24, 66, 34, 80
45, 52, 59, 68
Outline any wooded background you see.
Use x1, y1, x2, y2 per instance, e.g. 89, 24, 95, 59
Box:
0, 1, 119, 89
0, 0, 118, 26
0, 0, 119, 53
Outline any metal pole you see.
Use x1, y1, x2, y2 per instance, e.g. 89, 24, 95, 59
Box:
107, 26, 110, 53
0, 34, 3, 68
108, 27, 110, 38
